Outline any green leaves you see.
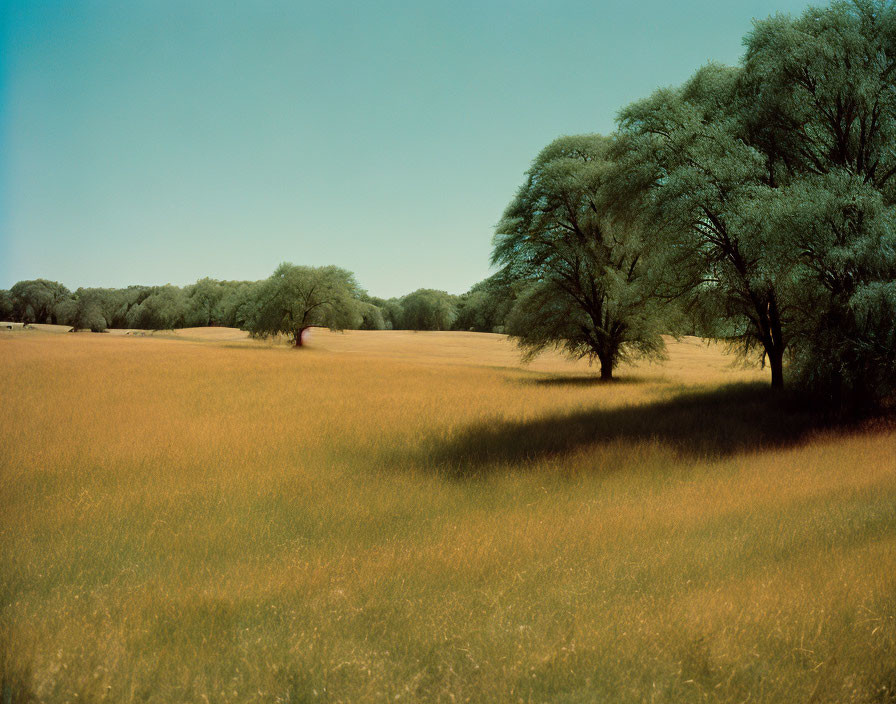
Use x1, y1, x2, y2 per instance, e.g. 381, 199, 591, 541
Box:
610, 0, 896, 402
248, 264, 364, 344
493, 134, 667, 378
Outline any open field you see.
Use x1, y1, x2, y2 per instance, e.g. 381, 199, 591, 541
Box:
1, 329, 895, 703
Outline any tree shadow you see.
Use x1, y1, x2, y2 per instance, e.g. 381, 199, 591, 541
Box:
520, 373, 654, 387
420, 383, 869, 478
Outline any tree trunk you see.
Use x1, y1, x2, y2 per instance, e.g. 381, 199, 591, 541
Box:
294, 328, 305, 347
766, 295, 785, 390
599, 356, 613, 381
768, 345, 784, 389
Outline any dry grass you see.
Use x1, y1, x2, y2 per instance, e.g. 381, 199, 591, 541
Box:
1, 329, 894, 703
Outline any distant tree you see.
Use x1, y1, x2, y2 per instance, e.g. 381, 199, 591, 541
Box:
452, 289, 491, 332
185, 277, 225, 327
71, 299, 107, 332
379, 298, 404, 330
453, 271, 521, 333
0, 290, 13, 321
9, 279, 71, 324
354, 293, 389, 330
126, 286, 188, 330
102, 288, 135, 329
494, 134, 667, 380
396, 289, 457, 330
117, 286, 151, 328
215, 282, 260, 329
75, 288, 133, 331
358, 302, 386, 330
247, 263, 363, 346
56, 289, 108, 332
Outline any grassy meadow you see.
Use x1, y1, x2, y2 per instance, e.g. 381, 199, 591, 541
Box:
1, 328, 895, 703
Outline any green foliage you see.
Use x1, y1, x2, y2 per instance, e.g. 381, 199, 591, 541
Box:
395, 289, 457, 331
185, 278, 226, 327
215, 281, 262, 329
741, 0, 896, 196
453, 272, 521, 333
9, 279, 71, 324
379, 299, 404, 330
76, 304, 108, 333
608, 0, 896, 404
615, 64, 793, 385
736, 0, 896, 404
358, 302, 387, 330
58, 288, 136, 332
125, 286, 189, 331
0, 290, 13, 321
494, 134, 667, 379
762, 171, 896, 405
246, 263, 363, 345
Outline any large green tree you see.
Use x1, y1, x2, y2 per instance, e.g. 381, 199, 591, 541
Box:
248, 264, 363, 346
614, 0, 896, 403
614, 64, 796, 388
738, 0, 896, 404
494, 134, 667, 380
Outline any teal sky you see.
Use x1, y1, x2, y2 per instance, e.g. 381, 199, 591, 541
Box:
2, 0, 812, 298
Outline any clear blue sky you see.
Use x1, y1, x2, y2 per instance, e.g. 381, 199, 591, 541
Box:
2, 0, 812, 298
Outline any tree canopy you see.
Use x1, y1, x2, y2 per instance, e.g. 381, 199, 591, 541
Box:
613, 64, 794, 387
610, 0, 896, 402
394, 289, 457, 331
739, 0, 896, 404
493, 134, 667, 379
9, 279, 71, 324
246, 264, 363, 346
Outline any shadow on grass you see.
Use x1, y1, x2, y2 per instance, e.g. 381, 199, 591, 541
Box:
521, 373, 655, 387
421, 382, 859, 478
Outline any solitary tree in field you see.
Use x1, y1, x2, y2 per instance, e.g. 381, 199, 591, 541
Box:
493, 134, 667, 380
248, 263, 363, 346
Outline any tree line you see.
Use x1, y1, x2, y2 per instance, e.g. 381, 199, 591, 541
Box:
0, 269, 519, 341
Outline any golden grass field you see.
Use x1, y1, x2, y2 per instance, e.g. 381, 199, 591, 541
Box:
1, 328, 894, 703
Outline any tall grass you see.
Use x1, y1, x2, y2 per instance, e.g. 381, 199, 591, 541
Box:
1, 330, 894, 702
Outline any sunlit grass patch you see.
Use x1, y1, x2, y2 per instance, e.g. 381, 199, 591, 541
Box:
1, 329, 894, 702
